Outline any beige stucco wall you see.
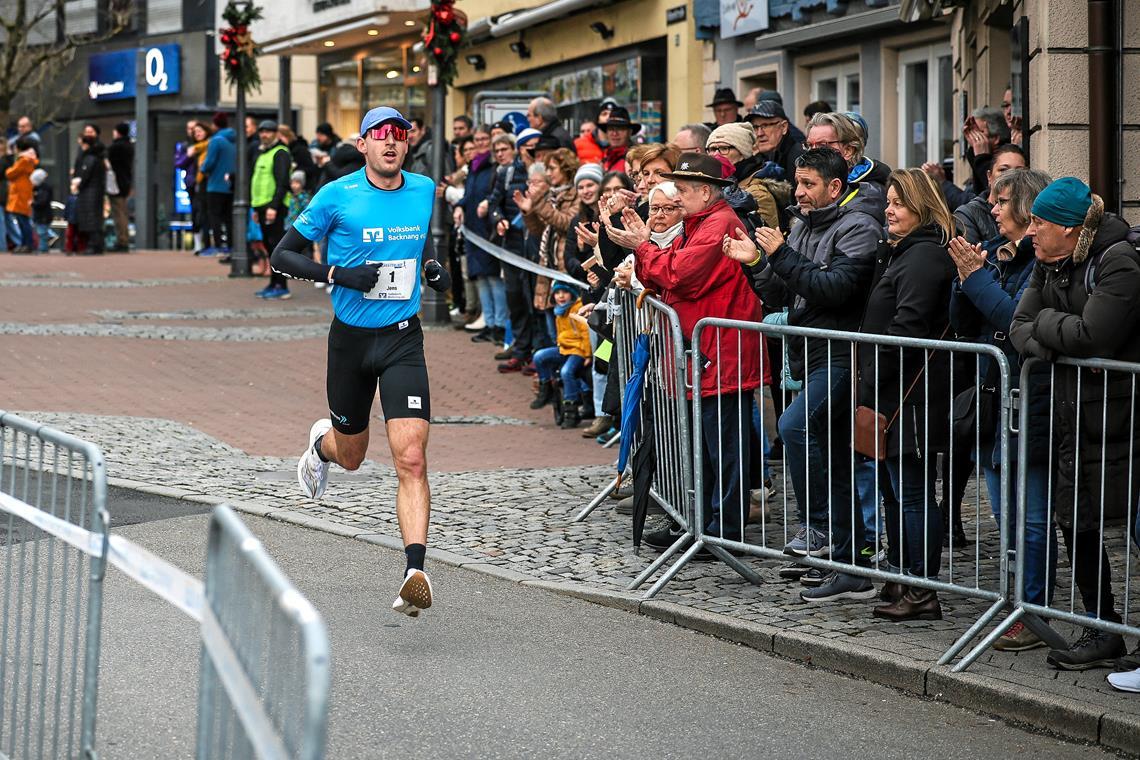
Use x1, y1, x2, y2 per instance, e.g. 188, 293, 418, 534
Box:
452, 0, 709, 136
219, 55, 320, 139
954, 0, 1139, 223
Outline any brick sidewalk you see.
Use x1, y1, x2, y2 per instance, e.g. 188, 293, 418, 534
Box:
4, 250, 1139, 754
0, 251, 614, 471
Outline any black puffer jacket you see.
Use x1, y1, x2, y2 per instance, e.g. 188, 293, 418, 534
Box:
1010, 207, 1140, 529
76, 142, 106, 234
318, 143, 364, 188
858, 225, 956, 458
953, 193, 998, 245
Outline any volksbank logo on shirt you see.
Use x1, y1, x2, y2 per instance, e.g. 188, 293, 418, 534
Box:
361, 225, 424, 244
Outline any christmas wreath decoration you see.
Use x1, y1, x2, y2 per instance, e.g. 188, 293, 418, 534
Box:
219, 1, 264, 93
422, 0, 467, 87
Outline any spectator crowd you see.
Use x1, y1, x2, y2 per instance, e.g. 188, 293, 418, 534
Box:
431, 91, 1140, 684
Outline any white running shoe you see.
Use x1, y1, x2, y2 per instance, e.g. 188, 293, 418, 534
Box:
297, 419, 333, 499
392, 569, 433, 617
1108, 668, 1140, 693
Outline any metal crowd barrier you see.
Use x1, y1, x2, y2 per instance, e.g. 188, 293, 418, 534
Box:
953, 355, 1140, 670
656, 319, 1015, 665
197, 506, 331, 760
0, 413, 108, 760
573, 286, 641, 521
0, 412, 331, 759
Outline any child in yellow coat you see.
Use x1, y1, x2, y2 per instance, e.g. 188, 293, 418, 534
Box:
529, 282, 592, 428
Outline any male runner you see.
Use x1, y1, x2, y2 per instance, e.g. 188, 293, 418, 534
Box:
269, 106, 451, 617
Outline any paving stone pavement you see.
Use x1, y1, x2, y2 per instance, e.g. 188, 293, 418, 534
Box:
3, 251, 1140, 752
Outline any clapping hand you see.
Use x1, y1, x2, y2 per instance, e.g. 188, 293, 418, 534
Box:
921, 162, 946, 183
948, 236, 987, 282
604, 207, 650, 250
722, 227, 760, 264
576, 221, 600, 249
587, 270, 600, 288
754, 225, 785, 256
513, 188, 534, 214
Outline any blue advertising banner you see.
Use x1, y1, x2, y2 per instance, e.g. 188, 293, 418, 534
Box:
88, 44, 180, 101
173, 142, 191, 214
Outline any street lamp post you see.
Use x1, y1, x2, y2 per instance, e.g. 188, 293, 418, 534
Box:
230, 83, 251, 277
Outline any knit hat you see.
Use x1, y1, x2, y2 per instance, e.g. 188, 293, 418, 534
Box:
706, 122, 755, 159
30, 168, 47, 186
290, 170, 306, 185
551, 281, 578, 297
516, 127, 542, 147
574, 163, 603, 186
1031, 177, 1093, 228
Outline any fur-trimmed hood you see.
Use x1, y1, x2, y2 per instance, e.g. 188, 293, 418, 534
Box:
1074, 194, 1131, 264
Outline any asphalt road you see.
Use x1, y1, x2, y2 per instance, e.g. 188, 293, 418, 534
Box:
89, 495, 1113, 760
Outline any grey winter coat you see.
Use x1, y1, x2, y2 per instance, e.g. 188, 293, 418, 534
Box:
745, 184, 884, 377
1010, 203, 1140, 530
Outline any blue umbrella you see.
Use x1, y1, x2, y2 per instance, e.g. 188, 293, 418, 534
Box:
616, 333, 651, 484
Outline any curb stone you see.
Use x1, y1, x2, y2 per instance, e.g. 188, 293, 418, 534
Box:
106, 480, 1139, 755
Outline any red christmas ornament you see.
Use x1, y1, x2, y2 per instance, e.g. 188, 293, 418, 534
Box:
433, 46, 443, 56
436, 8, 453, 23
449, 31, 460, 43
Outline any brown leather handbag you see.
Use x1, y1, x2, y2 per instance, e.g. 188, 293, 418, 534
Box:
854, 327, 948, 460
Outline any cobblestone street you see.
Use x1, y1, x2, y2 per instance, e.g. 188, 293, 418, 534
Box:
3, 252, 1140, 753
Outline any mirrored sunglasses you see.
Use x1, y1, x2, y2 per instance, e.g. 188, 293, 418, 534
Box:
367, 124, 408, 142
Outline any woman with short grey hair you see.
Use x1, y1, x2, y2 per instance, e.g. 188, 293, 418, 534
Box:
947, 166, 1055, 652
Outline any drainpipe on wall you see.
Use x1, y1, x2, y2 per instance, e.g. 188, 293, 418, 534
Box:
1087, 0, 1117, 208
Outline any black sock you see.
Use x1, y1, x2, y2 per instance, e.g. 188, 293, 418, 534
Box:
313, 434, 330, 463
405, 543, 426, 576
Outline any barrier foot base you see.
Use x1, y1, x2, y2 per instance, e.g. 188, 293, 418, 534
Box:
939, 598, 1009, 669
628, 531, 692, 591
706, 544, 764, 587
1021, 611, 1069, 651
948, 601, 1021, 669
641, 540, 703, 600
572, 475, 620, 523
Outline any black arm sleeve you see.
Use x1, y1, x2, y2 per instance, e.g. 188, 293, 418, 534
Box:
270, 227, 327, 282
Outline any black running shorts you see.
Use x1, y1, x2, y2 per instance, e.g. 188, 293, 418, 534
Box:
326, 316, 431, 434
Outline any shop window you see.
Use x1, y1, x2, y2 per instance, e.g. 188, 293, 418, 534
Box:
811, 60, 860, 114
64, 0, 98, 35
147, 0, 182, 35
898, 44, 953, 167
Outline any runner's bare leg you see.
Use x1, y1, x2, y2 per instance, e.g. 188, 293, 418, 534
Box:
322, 428, 370, 470
386, 417, 431, 545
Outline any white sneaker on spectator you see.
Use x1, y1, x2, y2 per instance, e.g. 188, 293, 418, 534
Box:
297, 419, 333, 499
392, 569, 433, 617
1108, 668, 1140, 693
464, 314, 485, 332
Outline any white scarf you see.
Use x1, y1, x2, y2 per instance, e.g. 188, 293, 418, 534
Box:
649, 220, 684, 249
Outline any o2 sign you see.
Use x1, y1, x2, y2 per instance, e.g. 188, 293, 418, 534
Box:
88, 44, 181, 101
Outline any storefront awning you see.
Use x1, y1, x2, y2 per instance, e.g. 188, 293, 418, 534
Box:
467, 0, 616, 42
754, 7, 901, 51
259, 11, 426, 55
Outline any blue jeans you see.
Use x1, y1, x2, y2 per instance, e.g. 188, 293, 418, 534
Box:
5, 211, 22, 247
0, 209, 7, 249
855, 460, 891, 546
885, 455, 943, 579
982, 452, 1057, 606
34, 223, 51, 252
533, 347, 589, 401
10, 213, 32, 249
476, 275, 508, 328
700, 391, 752, 542
749, 398, 771, 485
778, 365, 859, 562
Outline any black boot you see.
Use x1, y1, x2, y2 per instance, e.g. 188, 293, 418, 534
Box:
530, 380, 554, 410
559, 399, 581, 429
471, 327, 494, 343
492, 326, 506, 344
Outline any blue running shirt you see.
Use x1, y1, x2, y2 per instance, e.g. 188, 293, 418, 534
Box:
294, 168, 435, 328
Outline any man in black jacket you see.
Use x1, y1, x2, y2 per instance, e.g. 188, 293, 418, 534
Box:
1010, 177, 1140, 671
107, 123, 134, 252
724, 147, 883, 601
527, 97, 573, 150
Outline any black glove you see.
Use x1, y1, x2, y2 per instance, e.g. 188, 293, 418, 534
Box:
424, 259, 451, 292
332, 263, 381, 292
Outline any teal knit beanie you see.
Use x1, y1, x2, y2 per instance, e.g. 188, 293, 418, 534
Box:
1031, 177, 1092, 227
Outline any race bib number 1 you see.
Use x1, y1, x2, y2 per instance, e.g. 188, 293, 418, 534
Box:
363, 259, 416, 300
